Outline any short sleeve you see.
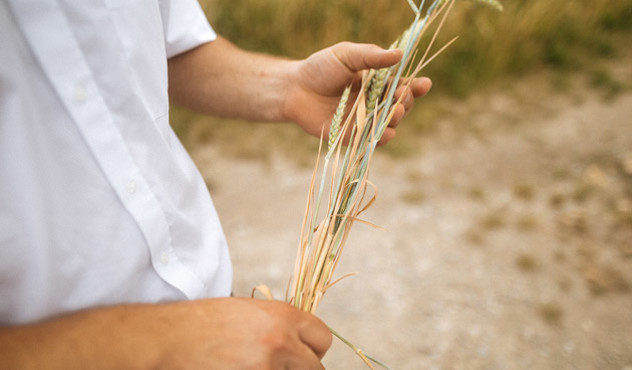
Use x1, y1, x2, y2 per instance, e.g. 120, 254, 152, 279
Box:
160, 0, 217, 58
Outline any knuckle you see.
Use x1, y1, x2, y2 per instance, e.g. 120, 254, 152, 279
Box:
272, 300, 298, 317
263, 330, 294, 355
333, 41, 353, 53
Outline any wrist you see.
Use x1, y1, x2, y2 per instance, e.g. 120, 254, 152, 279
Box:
278, 60, 305, 124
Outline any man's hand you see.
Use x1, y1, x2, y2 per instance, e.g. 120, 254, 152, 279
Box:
284, 42, 433, 145
168, 37, 431, 145
0, 298, 332, 369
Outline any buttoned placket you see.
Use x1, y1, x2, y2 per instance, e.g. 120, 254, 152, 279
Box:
7, 0, 207, 299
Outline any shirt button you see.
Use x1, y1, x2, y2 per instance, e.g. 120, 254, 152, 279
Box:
126, 180, 137, 195
73, 84, 87, 102
160, 251, 169, 266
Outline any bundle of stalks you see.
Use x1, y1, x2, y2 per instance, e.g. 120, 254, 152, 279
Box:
288, 0, 459, 314
279, 0, 458, 367
280, 0, 500, 367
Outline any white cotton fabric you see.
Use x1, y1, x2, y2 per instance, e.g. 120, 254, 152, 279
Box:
0, 0, 232, 325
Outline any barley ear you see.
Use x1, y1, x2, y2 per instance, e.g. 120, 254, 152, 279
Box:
328, 85, 351, 150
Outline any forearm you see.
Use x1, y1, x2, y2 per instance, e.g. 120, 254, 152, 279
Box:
0, 305, 158, 370
167, 36, 298, 123
0, 298, 331, 369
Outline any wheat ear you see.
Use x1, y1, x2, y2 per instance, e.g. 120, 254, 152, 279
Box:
328, 85, 352, 150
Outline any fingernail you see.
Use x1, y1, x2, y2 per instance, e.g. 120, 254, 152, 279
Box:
387, 49, 403, 59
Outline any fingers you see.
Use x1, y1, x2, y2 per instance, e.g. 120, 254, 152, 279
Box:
378, 104, 404, 146
410, 76, 432, 98
331, 42, 403, 73
388, 79, 428, 120
373, 76, 432, 146
389, 76, 432, 126
280, 344, 326, 370
257, 300, 332, 367
394, 87, 415, 117
393, 77, 432, 109
295, 311, 333, 359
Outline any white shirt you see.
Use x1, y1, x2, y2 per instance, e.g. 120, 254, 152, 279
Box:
0, 0, 232, 325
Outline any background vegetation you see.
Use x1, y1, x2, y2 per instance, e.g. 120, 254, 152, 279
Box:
174, 0, 632, 160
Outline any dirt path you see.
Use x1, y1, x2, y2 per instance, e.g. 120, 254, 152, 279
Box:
191, 69, 632, 369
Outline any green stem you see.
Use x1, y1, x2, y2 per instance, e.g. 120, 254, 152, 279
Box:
328, 326, 392, 370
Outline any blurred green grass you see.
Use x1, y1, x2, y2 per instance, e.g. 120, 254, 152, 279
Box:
173, 0, 632, 161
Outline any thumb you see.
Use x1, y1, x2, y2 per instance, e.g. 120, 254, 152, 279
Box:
331, 42, 403, 73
